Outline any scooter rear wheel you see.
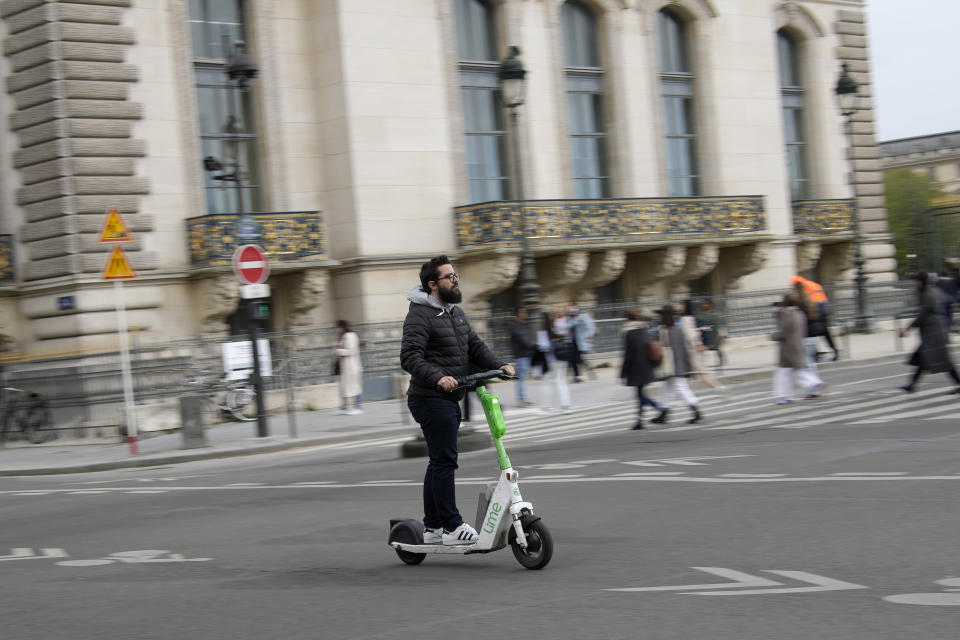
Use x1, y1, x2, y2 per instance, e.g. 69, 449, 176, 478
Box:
389, 521, 426, 565
509, 519, 553, 570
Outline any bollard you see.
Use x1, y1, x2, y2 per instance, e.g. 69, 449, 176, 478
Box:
179, 394, 208, 449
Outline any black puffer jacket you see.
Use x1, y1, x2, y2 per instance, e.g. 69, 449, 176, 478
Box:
400, 286, 506, 402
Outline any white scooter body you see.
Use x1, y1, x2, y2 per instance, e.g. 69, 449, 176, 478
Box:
390, 466, 533, 555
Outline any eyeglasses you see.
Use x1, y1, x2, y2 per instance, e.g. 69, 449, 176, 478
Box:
436, 273, 461, 282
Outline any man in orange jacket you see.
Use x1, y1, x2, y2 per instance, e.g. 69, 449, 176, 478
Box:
791, 276, 839, 362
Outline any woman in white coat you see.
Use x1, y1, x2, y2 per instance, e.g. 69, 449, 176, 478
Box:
335, 320, 363, 414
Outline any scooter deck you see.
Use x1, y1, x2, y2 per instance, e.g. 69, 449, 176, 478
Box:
391, 542, 478, 554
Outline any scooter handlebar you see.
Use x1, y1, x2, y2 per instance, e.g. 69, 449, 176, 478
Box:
437, 369, 514, 392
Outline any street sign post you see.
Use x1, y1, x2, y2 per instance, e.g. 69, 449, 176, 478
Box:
99, 208, 138, 456
232, 244, 270, 437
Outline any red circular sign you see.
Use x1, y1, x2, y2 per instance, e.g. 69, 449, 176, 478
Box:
233, 244, 269, 284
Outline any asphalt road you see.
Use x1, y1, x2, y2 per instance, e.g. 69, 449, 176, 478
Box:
2, 360, 959, 640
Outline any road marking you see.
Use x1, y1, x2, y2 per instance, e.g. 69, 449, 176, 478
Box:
606, 567, 783, 592
884, 579, 960, 606
718, 473, 786, 478
622, 455, 755, 467
615, 472, 686, 476
828, 472, 909, 476
607, 567, 868, 596
124, 490, 168, 494
0, 548, 67, 562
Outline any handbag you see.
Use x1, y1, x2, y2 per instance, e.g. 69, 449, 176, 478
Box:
647, 338, 663, 366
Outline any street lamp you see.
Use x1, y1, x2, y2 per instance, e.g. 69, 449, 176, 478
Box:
835, 62, 872, 332
498, 46, 539, 337
203, 40, 269, 438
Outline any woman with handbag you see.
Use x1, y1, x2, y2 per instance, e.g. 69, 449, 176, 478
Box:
334, 320, 363, 415
620, 310, 662, 430
542, 308, 572, 414
652, 305, 702, 425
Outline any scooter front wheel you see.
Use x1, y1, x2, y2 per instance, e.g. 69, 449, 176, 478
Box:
389, 521, 426, 566
509, 519, 553, 570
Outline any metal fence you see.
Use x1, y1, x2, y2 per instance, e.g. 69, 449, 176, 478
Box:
0, 280, 918, 440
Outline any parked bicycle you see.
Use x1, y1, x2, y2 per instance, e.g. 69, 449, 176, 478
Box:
185, 371, 257, 422
1, 387, 55, 444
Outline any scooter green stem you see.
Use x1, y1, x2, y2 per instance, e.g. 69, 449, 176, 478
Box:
476, 385, 511, 470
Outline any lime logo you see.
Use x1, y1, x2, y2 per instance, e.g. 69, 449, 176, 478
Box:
483, 502, 502, 533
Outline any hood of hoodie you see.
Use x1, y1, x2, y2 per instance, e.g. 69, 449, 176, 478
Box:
406, 285, 456, 314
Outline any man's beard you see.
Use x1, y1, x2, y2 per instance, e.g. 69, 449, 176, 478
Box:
439, 286, 462, 304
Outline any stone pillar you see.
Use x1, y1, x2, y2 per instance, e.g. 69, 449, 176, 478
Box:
668, 244, 719, 298
571, 249, 627, 307
621, 245, 686, 302
198, 275, 240, 337
835, 9, 898, 278
458, 255, 521, 323
535, 251, 589, 307
717, 243, 769, 292
287, 269, 330, 330
796, 242, 822, 275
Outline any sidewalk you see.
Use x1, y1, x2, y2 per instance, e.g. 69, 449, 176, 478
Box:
0, 326, 915, 476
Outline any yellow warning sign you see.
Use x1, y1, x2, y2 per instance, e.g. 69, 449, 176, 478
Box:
102, 246, 137, 280
99, 208, 133, 243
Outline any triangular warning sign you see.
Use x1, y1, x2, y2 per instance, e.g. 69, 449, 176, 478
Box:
102, 246, 137, 280
99, 208, 133, 243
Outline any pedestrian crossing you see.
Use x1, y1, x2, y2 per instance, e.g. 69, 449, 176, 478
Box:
482, 377, 960, 446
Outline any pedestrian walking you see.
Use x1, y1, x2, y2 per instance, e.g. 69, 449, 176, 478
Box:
509, 308, 535, 406
696, 298, 726, 369
771, 293, 823, 404
899, 271, 960, 394
334, 320, 363, 415
680, 300, 725, 392
791, 276, 839, 361
795, 289, 828, 398
565, 303, 596, 382
652, 305, 702, 425
936, 268, 958, 333
400, 255, 514, 546
621, 310, 661, 430
544, 309, 573, 413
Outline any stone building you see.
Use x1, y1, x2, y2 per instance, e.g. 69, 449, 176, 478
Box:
0, 0, 896, 357
879, 130, 960, 197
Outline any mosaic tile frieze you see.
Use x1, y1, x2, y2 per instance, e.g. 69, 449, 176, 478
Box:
454, 197, 766, 250
186, 211, 326, 269
0, 235, 13, 283
791, 199, 855, 236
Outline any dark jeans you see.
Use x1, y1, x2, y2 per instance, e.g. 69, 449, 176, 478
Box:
636, 385, 661, 415
407, 395, 463, 531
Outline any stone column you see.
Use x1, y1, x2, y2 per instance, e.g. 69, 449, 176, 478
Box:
198, 274, 240, 337
796, 242, 822, 275
571, 249, 627, 307
458, 255, 521, 323
717, 243, 769, 292
535, 250, 589, 307
621, 245, 686, 302
287, 269, 330, 330
668, 244, 719, 298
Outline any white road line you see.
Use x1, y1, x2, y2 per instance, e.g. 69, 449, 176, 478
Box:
718, 473, 787, 478
828, 472, 908, 476
850, 402, 960, 424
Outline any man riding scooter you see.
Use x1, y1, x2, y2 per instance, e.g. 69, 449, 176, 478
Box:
400, 255, 514, 545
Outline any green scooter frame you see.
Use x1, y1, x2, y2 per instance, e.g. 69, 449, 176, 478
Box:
388, 370, 554, 570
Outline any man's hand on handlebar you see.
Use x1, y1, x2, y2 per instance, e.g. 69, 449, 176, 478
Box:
437, 376, 459, 391
500, 364, 516, 377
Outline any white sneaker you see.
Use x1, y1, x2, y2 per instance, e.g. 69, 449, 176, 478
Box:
442, 523, 479, 545
345, 408, 363, 415
422, 527, 443, 544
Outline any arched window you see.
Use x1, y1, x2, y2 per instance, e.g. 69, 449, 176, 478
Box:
562, 0, 609, 198
188, 0, 262, 214
657, 8, 698, 197
454, 0, 509, 203
777, 30, 809, 200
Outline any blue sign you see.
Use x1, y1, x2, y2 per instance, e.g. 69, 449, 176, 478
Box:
236, 215, 261, 243
58, 296, 74, 311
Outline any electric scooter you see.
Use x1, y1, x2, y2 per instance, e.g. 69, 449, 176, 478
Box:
388, 370, 554, 570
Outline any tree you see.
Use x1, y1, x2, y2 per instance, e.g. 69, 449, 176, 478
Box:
883, 169, 955, 277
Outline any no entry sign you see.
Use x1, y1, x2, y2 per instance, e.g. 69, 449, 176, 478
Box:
233, 244, 270, 284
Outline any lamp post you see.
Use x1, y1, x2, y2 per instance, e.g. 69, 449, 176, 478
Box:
499, 46, 539, 337
203, 41, 269, 437
835, 62, 872, 333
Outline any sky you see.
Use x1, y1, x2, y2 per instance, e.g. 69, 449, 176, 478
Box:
867, 0, 960, 142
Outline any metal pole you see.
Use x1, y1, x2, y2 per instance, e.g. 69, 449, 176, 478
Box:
115, 281, 138, 454
509, 105, 540, 338
845, 115, 872, 332
247, 300, 268, 437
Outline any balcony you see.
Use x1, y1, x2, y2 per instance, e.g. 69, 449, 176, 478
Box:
791, 199, 855, 237
186, 211, 327, 271
454, 196, 767, 252
0, 235, 13, 283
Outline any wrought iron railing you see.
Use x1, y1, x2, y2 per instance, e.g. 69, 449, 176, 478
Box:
185, 210, 326, 269
1, 281, 919, 438
454, 196, 767, 251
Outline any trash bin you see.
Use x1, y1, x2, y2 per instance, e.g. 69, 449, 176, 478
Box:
180, 395, 208, 449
